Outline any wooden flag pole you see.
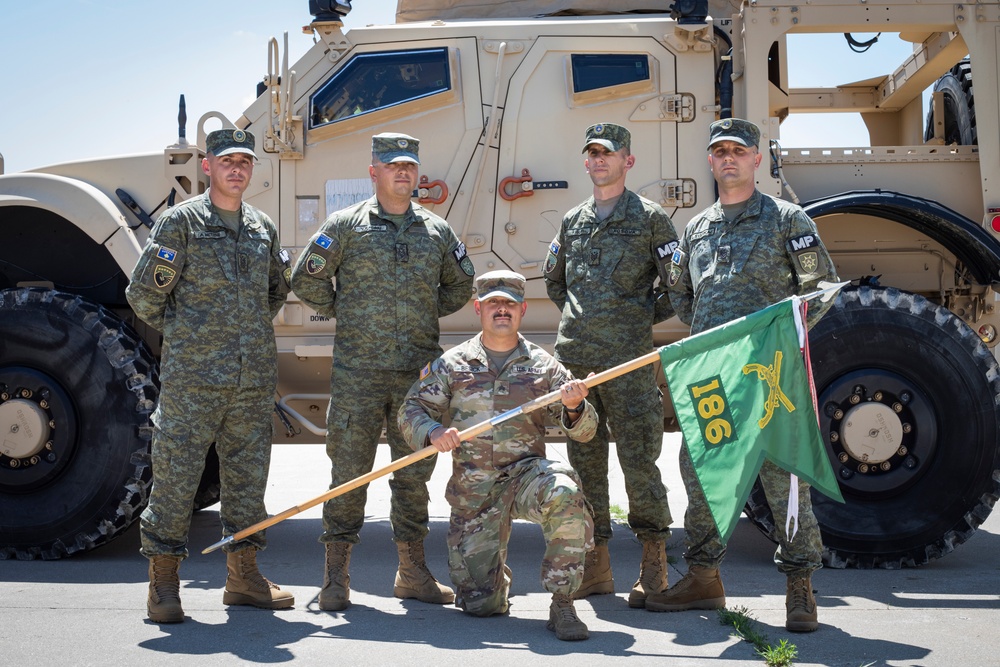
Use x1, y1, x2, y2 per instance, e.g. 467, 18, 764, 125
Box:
201, 348, 662, 554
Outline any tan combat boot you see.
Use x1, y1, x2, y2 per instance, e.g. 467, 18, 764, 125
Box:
644, 565, 726, 612
319, 542, 352, 611
222, 548, 294, 609
571, 543, 614, 599
547, 593, 589, 641
785, 574, 819, 632
147, 555, 184, 623
628, 540, 668, 608
394, 541, 455, 604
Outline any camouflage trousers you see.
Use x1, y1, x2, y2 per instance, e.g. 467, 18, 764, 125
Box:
321, 363, 438, 545
140, 384, 274, 558
679, 441, 823, 575
564, 362, 671, 544
449, 458, 594, 616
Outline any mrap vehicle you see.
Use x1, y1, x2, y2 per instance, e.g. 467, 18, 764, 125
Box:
1, 0, 998, 567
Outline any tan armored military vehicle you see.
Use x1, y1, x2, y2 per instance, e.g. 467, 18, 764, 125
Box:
1, 0, 997, 568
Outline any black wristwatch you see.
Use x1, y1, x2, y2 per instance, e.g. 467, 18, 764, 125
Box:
565, 403, 584, 415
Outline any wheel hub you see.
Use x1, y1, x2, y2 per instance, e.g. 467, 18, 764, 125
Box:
0, 398, 51, 460
820, 368, 936, 496
0, 366, 77, 492
840, 402, 904, 465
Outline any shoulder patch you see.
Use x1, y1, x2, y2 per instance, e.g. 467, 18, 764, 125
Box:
305, 253, 328, 276
787, 233, 818, 252
315, 233, 334, 250
656, 240, 679, 261
419, 363, 432, 380
153, 265, 177, 289
156, 246, 178, 263
453, 242, 475, 276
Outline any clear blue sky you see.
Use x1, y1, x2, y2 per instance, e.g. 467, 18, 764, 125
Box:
1, 1, 919, 174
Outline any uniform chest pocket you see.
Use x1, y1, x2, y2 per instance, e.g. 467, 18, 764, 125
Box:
343, 231, 395, 283
242, 236, 271, 285
608, 242, 648, 293
718, 231, 762, 276
191, 230, 236, 284
450, 369, 489, 397
398, 232, 437, 273
689, 237, 715, 290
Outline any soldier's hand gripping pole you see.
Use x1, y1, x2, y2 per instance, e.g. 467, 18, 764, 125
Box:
201, 348, 663, 554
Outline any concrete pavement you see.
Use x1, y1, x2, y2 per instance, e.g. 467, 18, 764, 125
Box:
2, 435, 998, 666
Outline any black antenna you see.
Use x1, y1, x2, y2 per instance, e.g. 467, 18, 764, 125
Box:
178, 94, 187, 142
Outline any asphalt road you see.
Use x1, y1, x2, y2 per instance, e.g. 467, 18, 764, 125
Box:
2, 435, 998, 666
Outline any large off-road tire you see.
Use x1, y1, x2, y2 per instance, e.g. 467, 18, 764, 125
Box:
0, 288, 158, 560
924, 58, 976, 146
745, 287, 1000, 568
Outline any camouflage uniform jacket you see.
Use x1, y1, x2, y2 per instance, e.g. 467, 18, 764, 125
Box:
291, 196, 474, 371
543, 188, 678, 366
668, 189, 838, 334
126, 190, 289, 387
399, 332, 599, 511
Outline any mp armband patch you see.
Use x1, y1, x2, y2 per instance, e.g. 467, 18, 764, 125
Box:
453, 242, 475, 276
787, 233, 821, 275
656, 240, 679, 265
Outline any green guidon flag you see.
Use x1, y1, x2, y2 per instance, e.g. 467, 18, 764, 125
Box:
659, 297, 844, 543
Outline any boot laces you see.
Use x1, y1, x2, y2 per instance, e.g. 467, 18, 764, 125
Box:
788, 577, 813, 610
641, 542, 664, 582
552, 594, 581, 622
236, 550, 278, 590
402, 542, 436, 583
325, 544, 351, 583
151, 557, 181, 598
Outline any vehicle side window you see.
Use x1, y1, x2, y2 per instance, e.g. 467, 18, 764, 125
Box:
570, 53, 650, 93
311, 48, 451, 128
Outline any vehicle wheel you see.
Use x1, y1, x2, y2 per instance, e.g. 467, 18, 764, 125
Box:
924, 58, 976, 145
192, 444, 222, 511
745, 286, 1000, 568
0, 288, 158, 559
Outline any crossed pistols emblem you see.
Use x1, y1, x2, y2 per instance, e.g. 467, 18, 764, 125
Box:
742, 351, 796, 428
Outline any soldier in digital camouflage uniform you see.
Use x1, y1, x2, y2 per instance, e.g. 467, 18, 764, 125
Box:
127, 128, 294, 624
543, 123, 678, 608
290, 132, 475, 612
399, 270, 597, 641
646, 118, 839, 633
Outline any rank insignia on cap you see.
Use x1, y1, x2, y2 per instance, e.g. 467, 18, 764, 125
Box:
719, 119, 733, 130
157, 246, 177, 263
397, 139, 408, 148
233, 129, 246, 142
594, 124, 604, 134
153, 265, 177, 289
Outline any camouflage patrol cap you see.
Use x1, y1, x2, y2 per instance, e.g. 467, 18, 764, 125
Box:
372, 132, 420, 164
475, 270, 526, 303
206, 128, 257, 158
582, 123, 631, 153
708, 118, 761, 149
